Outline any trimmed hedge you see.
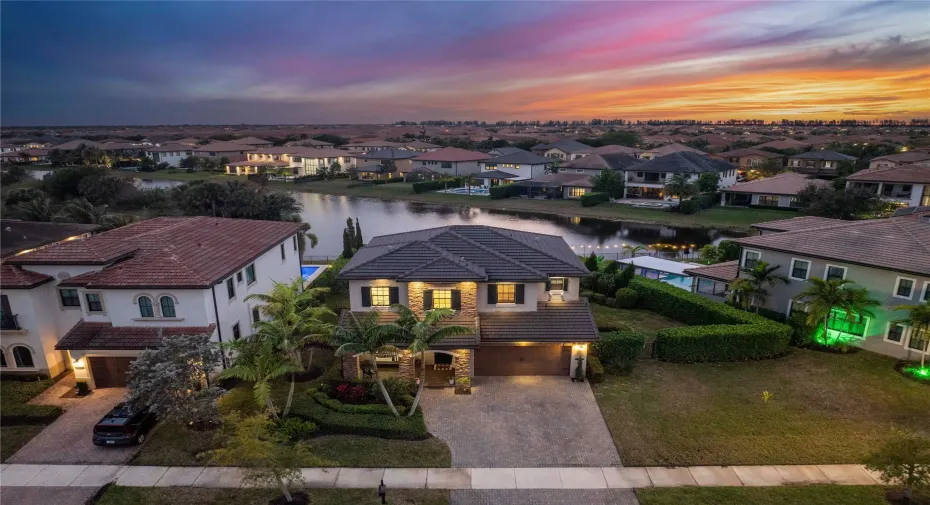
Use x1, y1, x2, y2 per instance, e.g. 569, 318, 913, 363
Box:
614, 287, 639, 308
580, 192, 610, 207
594, 331, 647, 371
489, 184, 521, 200
0, 403, 63, 425
628, 277, 791, 362
312, 392, 408, 416
297, 394, 428, 440
412, 178, 463, 194
586, 355, 604, 383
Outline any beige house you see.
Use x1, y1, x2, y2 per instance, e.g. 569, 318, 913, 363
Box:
847, 164, 930, 208
720, 172, 828, 208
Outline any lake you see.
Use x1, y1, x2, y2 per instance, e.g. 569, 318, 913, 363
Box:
296, 193, 745, 259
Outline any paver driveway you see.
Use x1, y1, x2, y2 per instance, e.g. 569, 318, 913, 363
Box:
7, 387, 138, 465
421, 376, 622, 468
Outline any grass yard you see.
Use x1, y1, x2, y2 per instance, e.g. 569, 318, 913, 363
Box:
636, 486, 890, 505
95, 486, 449, 505
590, 304, 685, 335
0, 425, 46, 462
594, 348, 930, 466
0, 378, 62, 461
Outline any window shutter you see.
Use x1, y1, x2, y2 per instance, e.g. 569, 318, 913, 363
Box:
545, 279, 552, 291
389, 287, 399, 305
423, 290, 433, 310
487, 284, 498, 304
564, 278, 570, 292
361, 287, 372, 307
515, 284, 525, 304
451, 290, 461, 310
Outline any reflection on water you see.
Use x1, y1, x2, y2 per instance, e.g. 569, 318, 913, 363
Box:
297, 193, 745, 258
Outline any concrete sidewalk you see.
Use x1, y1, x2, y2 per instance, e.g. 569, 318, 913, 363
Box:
0, 463, 886, 490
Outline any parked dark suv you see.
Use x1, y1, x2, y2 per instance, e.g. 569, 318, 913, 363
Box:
92, 403, 157, 446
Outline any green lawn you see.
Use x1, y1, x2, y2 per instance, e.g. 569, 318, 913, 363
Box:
590, 304, 685, 335
96, 486, 449, 505
0, 378, 62, 461
637, 486, 890, 505
0, 425, 46, 461
593, 349, 930, 466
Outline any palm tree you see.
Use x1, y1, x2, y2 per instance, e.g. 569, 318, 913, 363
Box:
13, 194, 54, 221
331, 311, 404, 416
793, 278, 879, 347
663, 173, 698, 203
391, 305, 473, 416
101, 214, 138, 231
544, 160, 561, 175
218, 337, 301, 419
463, 175, 478, 195
623, 245, 645, 258
245, 278, 328, 323
736, 261, 788, 312
893, 303, 930, 368
55, 198, 110, 225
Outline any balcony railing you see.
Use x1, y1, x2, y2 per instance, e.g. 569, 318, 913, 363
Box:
0, 314, 21, 331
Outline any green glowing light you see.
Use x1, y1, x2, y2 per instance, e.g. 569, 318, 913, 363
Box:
902, 366, 930, 382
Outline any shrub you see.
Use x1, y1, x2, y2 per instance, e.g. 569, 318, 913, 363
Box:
605, 297, 618, 308
0, 379, 63, 425
270, 417, 317, 441
412, 178, 463, 194
594, 331, 647, 372
618, 263, 635, 289
489, 184, 521, 199
580, 290, 595, 301
596, 273, 618, 296
300, 394, 426, 439
381, 377, 416, 404
679, 199, 702, 214
591, 293, 607, 305
312, 392, 407, 416
334, 383, 368, 404
585, 355, 604, 383
614, 287, 639, 308
580, 192, 610, 207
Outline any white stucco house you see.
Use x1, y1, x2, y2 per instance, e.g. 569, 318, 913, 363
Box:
475, 151, 554, 187
847, 164, 930, 208
142, 144, 194, 168
411, 147, 492, 177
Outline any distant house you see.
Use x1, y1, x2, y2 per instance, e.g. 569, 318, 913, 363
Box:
176, 138, 201, 146
624, 152, 737, 200
711, 148, 783, 171
225, 147, 353, 177
530, 139, 593, 160
353, 149, 418, 179
488, 147, 530, 157
344, 140, 404, 152
52, 139, 105, 151
1, 149, 49, 164
476, 151, 553, 187
720, 172, 828, 208
142, 144, 194, 168
191, 141, 256, 162
230, 136, 273, 147
589, 145, 642, 157
753, 138, 811, 151
683, 260, 739, 301
846, 164, 930, 208
786, 150, 856, 177
284, 139, 335, 149
516, 172, 595, 199
101, 142, 144, 157
559, 153, 642, 178
400, 141, 441, 153
411, 147, 491, 176
1, 220, 100, 259
867, 152, 930, 170
637, 143, 705, 160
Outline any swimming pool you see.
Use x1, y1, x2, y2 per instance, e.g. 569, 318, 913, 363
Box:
439, 187, 490, 196
660, 273, 692, 291
301, 265, 326, 284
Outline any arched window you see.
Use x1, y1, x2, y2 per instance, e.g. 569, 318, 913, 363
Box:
138, 296, 154, 318
160, 296, 176, 318
0, 349, 7, 368
12, 346, 34, 368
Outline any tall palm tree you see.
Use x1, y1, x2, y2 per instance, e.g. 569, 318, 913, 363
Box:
892, 303, 930, 368
793, 278, 879, 346
663, 173, 698, 203
391, 305, 473, 416
55, 198, 110, 225
245, 278, 328, 323
331, 311, 404, 416
736, 261, 789, 312
218, 338, 301, 419
623, 244, 646, 258
463, 175, 478, 195
13, 195, 54, 222
101, 214, 138, 231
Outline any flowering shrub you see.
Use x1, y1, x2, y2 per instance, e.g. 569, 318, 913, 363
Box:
334, 383, 367, 404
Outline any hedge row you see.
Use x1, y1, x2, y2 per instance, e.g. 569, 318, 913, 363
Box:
0, 379, 64, 425
312, 392, 408, 416
594, 331, 647, 371
586, 355, 604, 383
489, 184, 521, 200
412, 178, 463, 193
580, 192, 610, 207
628, 277, 791, 362
296, 394, 428, 439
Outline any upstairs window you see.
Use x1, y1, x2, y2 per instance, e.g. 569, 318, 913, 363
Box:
549, 277, 566, 291
790, 259, 810, 280
441, 162, 452, 169
138, 296, 155, 318
742, 250, 761, 270
85, 293, 104, 312
432, 290, 452, 309
232, 322, 241, 340
245, 264, 256, 284
160, 297, 176, 318
59, 288, 81, 307
280, 244, 286, 261
894, 277, 915, 299
226, 278, 236, 299
825, 265, 846, 281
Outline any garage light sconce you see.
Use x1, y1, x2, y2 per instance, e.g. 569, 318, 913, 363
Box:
72, 358, 85, 370
575, 344, 587, 351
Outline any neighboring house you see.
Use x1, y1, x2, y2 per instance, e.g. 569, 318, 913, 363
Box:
786, 150, 856, 177
750, 216, 846, 235
753, 138, 811, 151
101, 143, 144, 157
559, 153, 642, 178
411, 147, 492, 176
734, 212, 930, 359
230, 136, 273, 147
711, 148, 784, 171
624, 152, 737, 199
488, 147, 530, 157
720, 172, 828, 208
589, 145, 642, 157
530, 139, 593, 160
52, 139, 105, 151
191, 141, 256, 162
353, 149, 418, 179
142, 144, 194, 167
517, 172, 595, 199
1, 220, 100, 260
0, 149, 50, 164
225, 147, 354, 176
846, 165, 930, 208
336, 225, 597, 382
683, 260, 739, 301
177, 138, 201, 146
284, 139, 335, 149
401, 141, 441, 153
867, 152, 930, 170
637, 143, 705, 160
476, 151, 553, 186
0, 217, 303, 385
344, 140, 405, 152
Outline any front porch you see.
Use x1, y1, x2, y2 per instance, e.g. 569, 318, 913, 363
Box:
345, 349, 471, 388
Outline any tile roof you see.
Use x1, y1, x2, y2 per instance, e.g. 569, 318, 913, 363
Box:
644, 143, 706, 156
536, 139, 593, 154
723, 172, 828, 195
490, 147, 530, 156
0, 264, 54, 289
714, 148, 783, 159
482, 151, 552, 165
751, 216, 848, 232
846, 165, 930, 184
230, 136, 273, 146
55, 321, 217, 350
8, 217, 301, 288
561, 153, 642, 171
356, 149, 419, 160
472, 170, 519, 179
590, 145, 642, 155
340, 225, 589, 282
788, 150, 857, 161
754, 139, 811, 150
414, 147, 492, 162
738, 213, 930, 276
227, 160, 289, 168
869, 152, 930, 164
479, 300, 599, 342
191, 141, 257, 153
346, 140, 404, 148
518, 172, 594, 188
683, 260, 739, 283
403, 141, 440, 149
53, 139, 105, 151
337, 310, 479, 348
143, 144, 193, 153
284, 139, 333, 147
633, 151, 735, 174
1, 220, 100, 258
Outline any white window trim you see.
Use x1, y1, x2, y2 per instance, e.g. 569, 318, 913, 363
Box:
741, 249, 762, 269
905, 326, 930, 355
84, 291, 107, 316
823, 264, 847, 281
892, 276, 916, 300
788, 258, 811, 281
884, 322, 908, 345
922, 281, 930, 303
246, 263, 257, 286
57, 287, 82, 311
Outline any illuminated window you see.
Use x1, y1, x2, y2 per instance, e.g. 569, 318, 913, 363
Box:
568, 187, 587, 198
433, 290, 452, 309
486, 164, 497, 171
549, 278, 566, 291
757, 195, 779, 207
497, 283, 516, 303
371, 287, 391, 307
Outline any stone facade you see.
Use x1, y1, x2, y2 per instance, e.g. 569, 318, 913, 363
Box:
453, 349, 471, 381
342, 355, 359, 380
398, 350, 416, 380
407, 281, 478, 318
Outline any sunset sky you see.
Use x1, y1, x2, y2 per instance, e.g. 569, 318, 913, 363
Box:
2, 1, 928, 125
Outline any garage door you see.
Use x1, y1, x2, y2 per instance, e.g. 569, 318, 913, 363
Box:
473, 345, 571, 376
88, 357, 135, 388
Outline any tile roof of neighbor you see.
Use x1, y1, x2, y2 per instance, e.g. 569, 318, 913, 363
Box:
644, 143, 706, 156
723, 172, 828, 195
0, 264, 54, 289
230, 136, 273, 146
738, 212, 930, 276
591, 145, 642, 155
55, 321, 217, 350
7, 217, 302, 288
143, 144, 192, 153
633, 151, 735, 174
754, 138, 811, 150
870, 152, 930, 164
561, 153, 642, 171
788, 150, 857, 161
482, 151, 552, 165
846, 165, 930, 184
518, 172, 595, 188
356, 149, 419, 160
191, 141, 257, 153
288, 147, 352, 158
53, 139, 105, 150
490, 147, 530, 156
339, 225, 590, 282
751, 216, 847, 232
338, 310, 479, 348
403, 141, 440, 149
715, 148, 783, 159
537, 139, 593, 153
346, 140, 404, 148
479, 300, 600, 342
1, 220, 100, 258
473, 170, 519, 179
683, 260, 740, 283
414, 147, 492, 162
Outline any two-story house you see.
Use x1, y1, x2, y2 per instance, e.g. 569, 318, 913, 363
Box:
711, 148, 784, 173
190, 141, 256, 162
624, 151, 737, 200
732, 212, 930, 359
530, 139, 593, 161
846, 164, 930, 208
0, 217, 303, 388
475, 151, 553, 187
353, 149, 418, 179
866, 152, 930, 170
786, 150, 856, 177
411, 147, 491, 177
143, 144, 195, 168
558, 153, 642, 178
336, 225, 597, 384
225, 147, 354, 176
636, 143, 705, 160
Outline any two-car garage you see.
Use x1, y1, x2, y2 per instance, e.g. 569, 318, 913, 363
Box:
473, 344, 571, 376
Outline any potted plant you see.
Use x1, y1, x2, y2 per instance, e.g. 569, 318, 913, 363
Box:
454, 377, 471, 395
76, 381, 90, 396
572, 355, 586, 382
